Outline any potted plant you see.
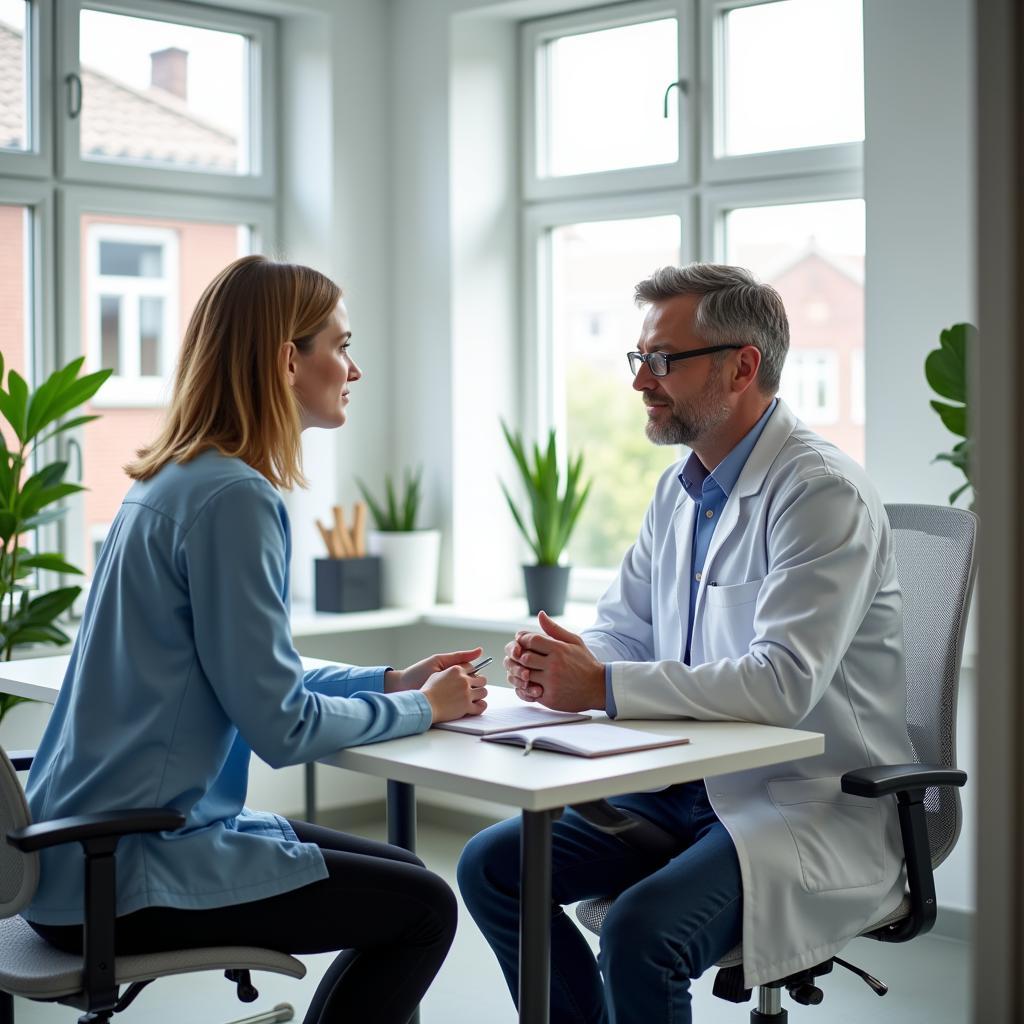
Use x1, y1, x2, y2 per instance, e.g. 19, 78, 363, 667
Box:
500, 421, 592, 616
0, 353, 112, 722
926, 322, 975, 508
356, 467, 440, 609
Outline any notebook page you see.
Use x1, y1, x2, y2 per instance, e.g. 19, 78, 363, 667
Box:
434, 687, 591, 735
483, 723, 690, 757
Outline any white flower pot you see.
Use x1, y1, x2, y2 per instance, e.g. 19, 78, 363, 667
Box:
368, 529, 441, 609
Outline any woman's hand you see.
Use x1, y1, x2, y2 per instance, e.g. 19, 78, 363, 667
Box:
385, 647, 483, 692
421, 665, 488, 724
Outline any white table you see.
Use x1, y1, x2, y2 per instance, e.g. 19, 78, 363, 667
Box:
0, 655, 824, 1024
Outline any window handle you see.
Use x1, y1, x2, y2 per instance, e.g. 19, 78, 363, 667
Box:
66, 73, 82, 119
663, 78, 688, 118
66, 437, 82, 483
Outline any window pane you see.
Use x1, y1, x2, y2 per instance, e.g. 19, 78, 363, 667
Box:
99, 240, 164, 277
79, 9, 247, 174
544, 19, 678, 177
138, 295, 163, 376
721, 0, 864, 156
552, 215, 681, 569
81, 213, 252, 573
0, 204, 31, 452
0, 1, 27, 151
99, 294, 121, 373
725, 198, 865, 462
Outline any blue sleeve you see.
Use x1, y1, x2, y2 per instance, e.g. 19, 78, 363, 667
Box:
605, 663, 618, 718
182, 479, 431, 769
303, 664, 389, 698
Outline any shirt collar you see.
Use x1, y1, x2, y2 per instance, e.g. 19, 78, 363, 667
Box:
678, 398, 778, 504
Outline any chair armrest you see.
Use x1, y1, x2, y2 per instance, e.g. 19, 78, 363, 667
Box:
7, 808, 186, 853
6, 807, 184, 1014
7, 749, 36, 772
840, 762, 967, 944
841, 763, 967, 799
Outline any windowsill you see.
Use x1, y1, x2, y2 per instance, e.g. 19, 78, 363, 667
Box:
290, 600, 598, 638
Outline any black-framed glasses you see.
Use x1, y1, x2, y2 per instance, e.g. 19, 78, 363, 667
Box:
626, 344, 745, 378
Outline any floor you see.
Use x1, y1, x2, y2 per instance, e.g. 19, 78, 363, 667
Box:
13, 817, 970, 1024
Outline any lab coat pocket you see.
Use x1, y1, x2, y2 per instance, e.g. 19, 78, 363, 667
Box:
703, 577, 764, 658
767, 777, 885, 893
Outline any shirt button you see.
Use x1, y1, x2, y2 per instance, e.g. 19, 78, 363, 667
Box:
705, 509, 714, 519
695, 571, 702, 582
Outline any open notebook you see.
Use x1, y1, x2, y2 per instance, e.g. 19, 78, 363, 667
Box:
434, 686, 591, 736
482, 723, 691, 758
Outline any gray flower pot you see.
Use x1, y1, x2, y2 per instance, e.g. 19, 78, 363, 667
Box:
523, 564, 571, 616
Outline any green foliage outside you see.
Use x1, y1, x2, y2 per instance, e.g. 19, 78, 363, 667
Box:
925, 322, 975, 508
0, 353, 112, 721
356, 467, 423, 532
566, 362, 678, 568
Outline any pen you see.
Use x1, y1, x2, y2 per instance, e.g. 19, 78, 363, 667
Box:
469, 656, 493, 676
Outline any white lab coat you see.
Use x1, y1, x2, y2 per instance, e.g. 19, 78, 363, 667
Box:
582, 399, 914, 988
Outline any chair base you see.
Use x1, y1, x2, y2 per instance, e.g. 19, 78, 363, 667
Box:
751, 1011, 787, 1022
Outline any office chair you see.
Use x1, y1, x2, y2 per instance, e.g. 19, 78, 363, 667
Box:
0, 748, 305, 1024
574, 503, 977, 1022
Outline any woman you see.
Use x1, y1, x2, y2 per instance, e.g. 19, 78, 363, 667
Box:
22, 255, 487, 1023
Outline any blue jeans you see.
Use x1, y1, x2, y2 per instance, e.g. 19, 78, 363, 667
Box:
457, 781, 742, 1024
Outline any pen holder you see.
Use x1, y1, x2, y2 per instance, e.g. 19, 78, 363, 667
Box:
314, 556, 382, 613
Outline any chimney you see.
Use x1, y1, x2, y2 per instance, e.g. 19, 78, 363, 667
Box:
150, 47, 188, 101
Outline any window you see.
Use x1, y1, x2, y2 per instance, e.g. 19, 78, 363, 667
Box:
523, 0, 864, 584
722, 197, 865, 462
551, 215, 682, 571
87, 223, 179, 404
0, 2, 278, 589
59, 0, 275, 196
0, 0, 28, 152
523, 1, 692, 200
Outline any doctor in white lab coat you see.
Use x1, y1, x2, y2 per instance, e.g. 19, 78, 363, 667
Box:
458, 263, 915, 1024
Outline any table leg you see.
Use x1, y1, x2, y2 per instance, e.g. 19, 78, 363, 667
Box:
519, 807, 561, 1024
387, 779, 417, 853
304, 763, 317, 825
386, 780, 419, 1024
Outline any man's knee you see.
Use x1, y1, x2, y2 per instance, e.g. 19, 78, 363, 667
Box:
599, 893, 693, 979
458, 821, 520, 887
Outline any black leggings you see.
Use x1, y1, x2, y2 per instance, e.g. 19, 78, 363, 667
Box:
29, 819, 457, 1024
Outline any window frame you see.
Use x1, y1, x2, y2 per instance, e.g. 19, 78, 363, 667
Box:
0, 0, 54, 178
521, 0, 696, 203
699, 0, 864, 183
56, 0, 277, 198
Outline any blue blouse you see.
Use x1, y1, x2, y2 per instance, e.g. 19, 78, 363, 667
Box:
23, 450, 432, 925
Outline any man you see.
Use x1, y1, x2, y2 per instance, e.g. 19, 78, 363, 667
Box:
457, 264, 915, 1024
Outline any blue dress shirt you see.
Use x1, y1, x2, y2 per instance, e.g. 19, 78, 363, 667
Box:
24, 450, 432, 925
606, 399, 777, 716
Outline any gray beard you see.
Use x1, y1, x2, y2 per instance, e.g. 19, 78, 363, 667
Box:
645, 378, 730, 446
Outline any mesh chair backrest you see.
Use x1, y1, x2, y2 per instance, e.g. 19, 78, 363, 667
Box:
886, 504, 977, 869
0, 747, 38, 917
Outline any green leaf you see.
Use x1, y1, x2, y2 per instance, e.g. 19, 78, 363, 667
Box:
19, 507, 67, 532
30, 369, 113, 435
23, 585, 80, 625
33, 414, 100, 451
355, 477, 390, 532
17, 483, 80, 520
929, 400, 967, 438
924, 324, 971, 404
0, 370, 29, 442
17, 553, 83, 575
948, 481, 972, 506
0, 512, 16, 544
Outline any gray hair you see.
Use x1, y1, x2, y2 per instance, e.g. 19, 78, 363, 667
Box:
633, 263, 789, 394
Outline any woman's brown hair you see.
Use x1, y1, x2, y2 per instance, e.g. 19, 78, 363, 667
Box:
125, 255, 341, 490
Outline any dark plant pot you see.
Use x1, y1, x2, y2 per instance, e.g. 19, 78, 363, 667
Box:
314, 557, 382, 613
523, 564, 571, 617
